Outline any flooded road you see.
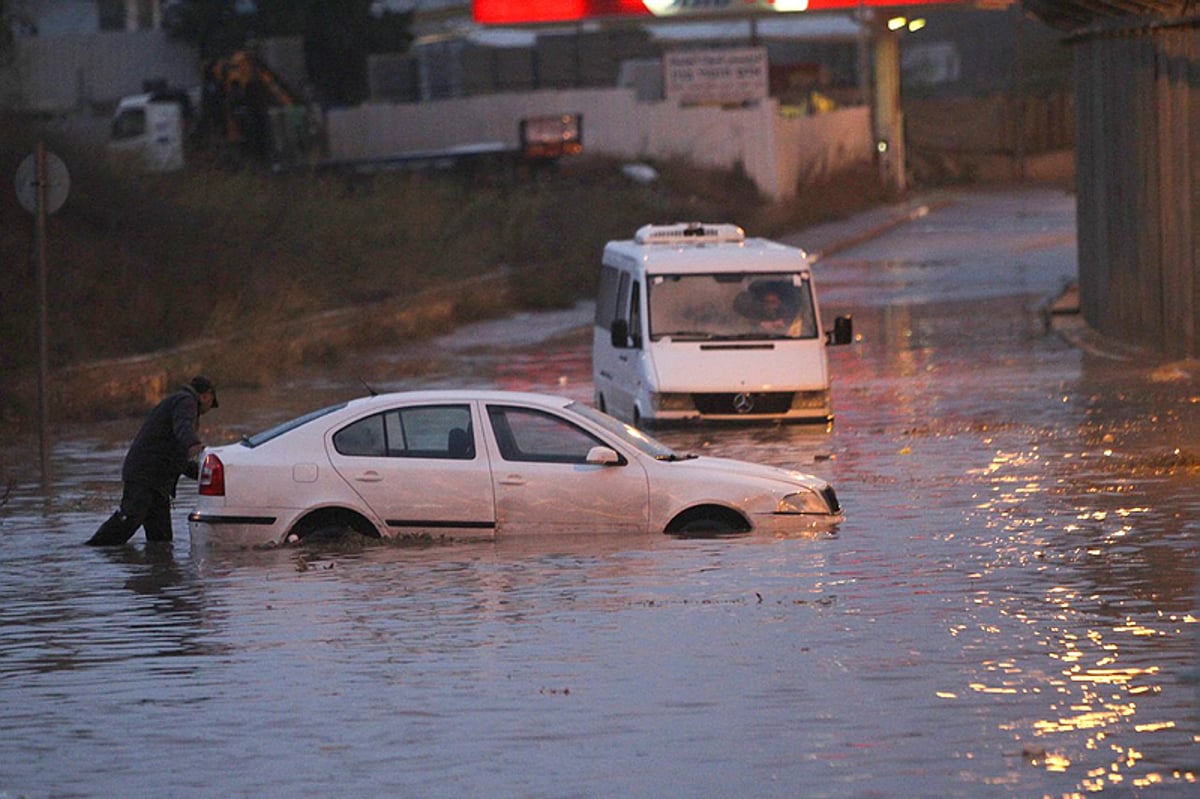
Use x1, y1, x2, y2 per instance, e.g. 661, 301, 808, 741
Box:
1, 186, 1196, 798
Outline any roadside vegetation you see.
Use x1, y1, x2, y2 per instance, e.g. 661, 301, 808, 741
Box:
1, 113, 895, 421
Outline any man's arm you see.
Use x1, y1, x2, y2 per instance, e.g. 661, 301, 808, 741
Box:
171, 394, 204, 463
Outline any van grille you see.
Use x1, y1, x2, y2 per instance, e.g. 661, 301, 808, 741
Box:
692, 392, 794, 415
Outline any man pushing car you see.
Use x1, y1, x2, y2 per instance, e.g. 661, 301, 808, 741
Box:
86, 376, 219, 546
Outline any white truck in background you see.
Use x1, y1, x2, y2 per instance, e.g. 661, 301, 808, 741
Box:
108, 51, 319, 171
107, 86, 199, 172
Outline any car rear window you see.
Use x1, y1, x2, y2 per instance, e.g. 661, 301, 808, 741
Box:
242, 402, 348, 448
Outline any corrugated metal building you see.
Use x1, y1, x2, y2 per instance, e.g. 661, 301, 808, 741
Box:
1028, 1, 1198, 358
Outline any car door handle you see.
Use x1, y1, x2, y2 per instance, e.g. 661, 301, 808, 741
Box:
499, 474, 526, 486
355, 471, 383, 483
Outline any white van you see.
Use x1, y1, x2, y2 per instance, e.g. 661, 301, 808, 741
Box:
593, 222, 852, 426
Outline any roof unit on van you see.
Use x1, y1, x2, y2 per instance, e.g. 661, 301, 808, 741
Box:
634, 222, 745, 245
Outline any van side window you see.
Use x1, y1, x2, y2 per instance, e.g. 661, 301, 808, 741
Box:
628, 281, 642, 346
615, 271, 632, 325
596, 265, 620, 328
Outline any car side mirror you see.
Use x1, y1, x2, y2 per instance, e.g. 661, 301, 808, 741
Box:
610, 319, 629, 348
585, 446, 621, 465
827, 315, 853, 346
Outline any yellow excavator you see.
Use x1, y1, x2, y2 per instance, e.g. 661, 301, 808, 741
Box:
201, 50, 319, 164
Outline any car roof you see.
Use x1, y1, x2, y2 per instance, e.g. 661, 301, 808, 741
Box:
342, 389, 575, 413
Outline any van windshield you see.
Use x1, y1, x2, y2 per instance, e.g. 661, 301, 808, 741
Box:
646, 273, 818, 341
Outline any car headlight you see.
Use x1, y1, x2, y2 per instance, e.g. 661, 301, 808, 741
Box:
776, 489, 831, 515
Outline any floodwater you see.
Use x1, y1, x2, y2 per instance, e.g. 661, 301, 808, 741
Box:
1, 187, 1196, 798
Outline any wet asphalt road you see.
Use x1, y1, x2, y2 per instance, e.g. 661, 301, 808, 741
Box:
0, 185, 1196, 798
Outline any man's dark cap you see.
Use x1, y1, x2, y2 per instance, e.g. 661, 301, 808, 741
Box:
189, 375, 219, 408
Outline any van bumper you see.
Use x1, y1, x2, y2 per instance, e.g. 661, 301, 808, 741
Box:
645, 390, 832, 425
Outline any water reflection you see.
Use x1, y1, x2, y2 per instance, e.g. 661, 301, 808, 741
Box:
0, 187, 1195, 797
811, 195, 1197, 794
106, 541, 202, 607
0, 543, 219, 693
954, 369, 1198, 792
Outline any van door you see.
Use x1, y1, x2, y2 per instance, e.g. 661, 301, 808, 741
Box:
595, 268, 639, 420
609, 273, 645, 422
593, 263, 620, 415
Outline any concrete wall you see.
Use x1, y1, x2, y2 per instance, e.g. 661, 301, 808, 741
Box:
326, 88, 873, 200
2, 29, 875, 200
774, 106, 875, 195
1, 30, 199, 112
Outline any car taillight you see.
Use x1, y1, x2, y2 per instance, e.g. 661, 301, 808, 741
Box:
199, 453, 225, 496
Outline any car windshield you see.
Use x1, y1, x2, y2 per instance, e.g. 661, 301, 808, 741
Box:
647, 272, 818, 341
242, 402, 348, 448
566, 401, 683, 460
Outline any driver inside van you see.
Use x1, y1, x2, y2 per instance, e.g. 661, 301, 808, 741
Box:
757, 289, 793, 332
735, 283, 806, 336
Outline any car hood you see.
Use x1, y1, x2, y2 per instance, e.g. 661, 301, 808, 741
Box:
660, 454, 828, 491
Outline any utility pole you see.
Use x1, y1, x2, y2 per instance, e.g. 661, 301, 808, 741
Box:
871, 17, 906, 193
14, 143, 70, 488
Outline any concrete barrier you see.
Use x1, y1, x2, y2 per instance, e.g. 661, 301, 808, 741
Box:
326, 88, 874, 201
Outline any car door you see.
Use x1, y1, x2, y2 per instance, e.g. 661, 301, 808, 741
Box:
482, 403, 649, 535
326, 402, 496, 537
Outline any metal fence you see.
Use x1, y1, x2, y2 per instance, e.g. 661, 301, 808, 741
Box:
906, 92, 1074, 154
1072, 18, 1199, 359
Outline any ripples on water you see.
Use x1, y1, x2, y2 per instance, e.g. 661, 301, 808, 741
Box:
1, 189, 1196, 798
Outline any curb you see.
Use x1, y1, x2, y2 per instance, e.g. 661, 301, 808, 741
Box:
810, 195, 956, 262
8, 271, 513, 422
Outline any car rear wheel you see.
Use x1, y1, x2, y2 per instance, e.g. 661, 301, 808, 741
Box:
307, 524, 362, 541
286, 509, 379, 545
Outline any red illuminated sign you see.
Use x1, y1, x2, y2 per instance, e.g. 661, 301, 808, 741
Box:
474, 1, 950, 25
475, 2, 650, 24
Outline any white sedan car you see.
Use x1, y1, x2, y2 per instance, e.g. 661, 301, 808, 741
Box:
188, 390, 841, 548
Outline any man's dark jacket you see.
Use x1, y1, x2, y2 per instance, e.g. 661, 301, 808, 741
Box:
121, 385, 203, 498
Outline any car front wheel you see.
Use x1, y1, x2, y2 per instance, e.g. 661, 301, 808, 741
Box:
665, 506, 750, 537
